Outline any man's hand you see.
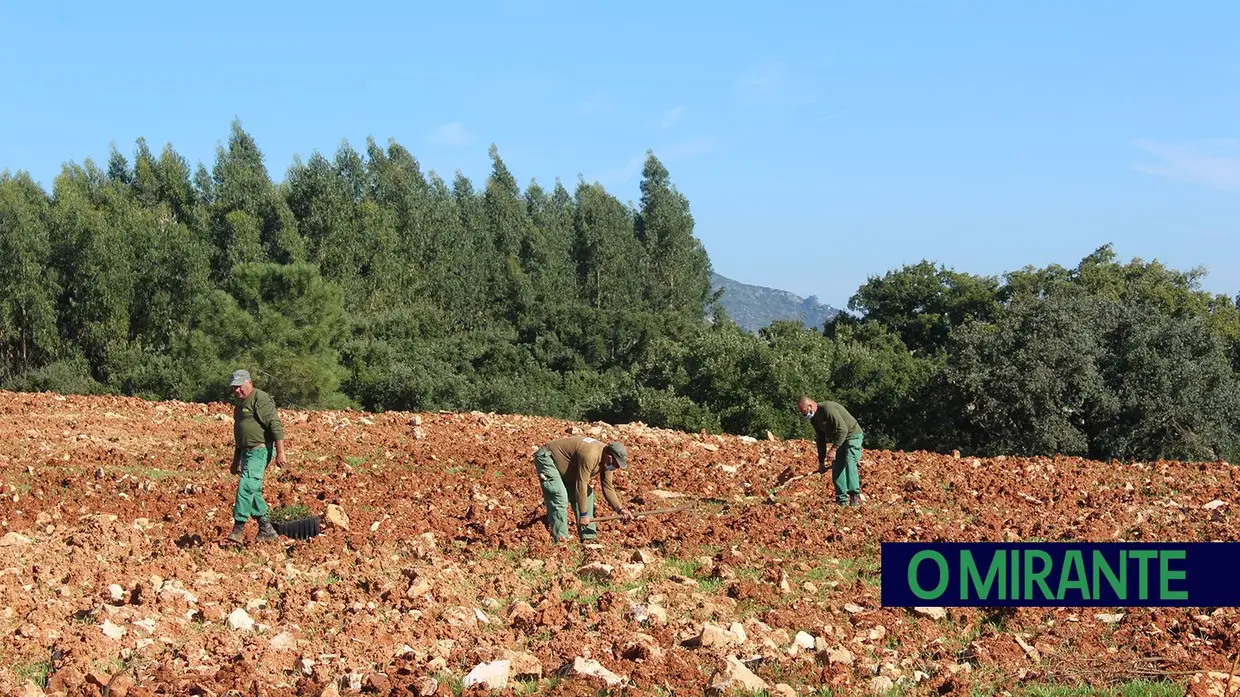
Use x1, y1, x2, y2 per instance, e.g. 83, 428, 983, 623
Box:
578, 515, 593, 526
230, 459, 240, 476
621, 509, 635, 522
274, 441, 287, 467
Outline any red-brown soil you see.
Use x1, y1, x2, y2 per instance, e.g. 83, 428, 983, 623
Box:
0, 390, 1237, 696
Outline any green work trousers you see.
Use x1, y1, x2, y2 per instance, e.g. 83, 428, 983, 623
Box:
233, 445, 271, 523
831, 432, 864, 505
533, 447, 597, 542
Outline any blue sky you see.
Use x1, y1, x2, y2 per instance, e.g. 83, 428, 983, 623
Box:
3, 0, 1239, 308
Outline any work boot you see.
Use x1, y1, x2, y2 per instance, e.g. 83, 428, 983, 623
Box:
849, 493, 861, 508
256, 516, 278, 541
227, 521, 246, 543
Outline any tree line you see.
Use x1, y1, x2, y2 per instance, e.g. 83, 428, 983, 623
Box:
2, 121, 1237, 463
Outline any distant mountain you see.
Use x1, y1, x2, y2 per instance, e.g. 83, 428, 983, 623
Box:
710, 272, 842, 333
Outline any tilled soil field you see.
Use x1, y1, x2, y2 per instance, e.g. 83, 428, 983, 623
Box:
1, 391, 1238, 697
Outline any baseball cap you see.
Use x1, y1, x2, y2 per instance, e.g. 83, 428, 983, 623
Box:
229, 369, 251, 387
607, 442, 628, 469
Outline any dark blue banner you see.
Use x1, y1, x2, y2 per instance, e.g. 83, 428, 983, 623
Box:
880, 542, 1240, 607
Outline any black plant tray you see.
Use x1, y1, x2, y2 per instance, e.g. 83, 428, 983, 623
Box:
275, 515, 322, 540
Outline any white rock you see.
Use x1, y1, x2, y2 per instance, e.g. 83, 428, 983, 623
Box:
108, 584, 125, 602
270, 631, 297, 650
101, 618, 125, 639
463, 660, 510, 690
1095, 613, 1124, 624
0, 532, 32, 546
914, 606, 947, 620
324, 504, 350, 531
1203, 500, 1227, 511
228, 608, 255, 631
794, 631, 816, 650
577, 562, 614, 582
707, 656, 767, 694
870, 675, 894, 694
728, 622, 748, 644
559, 657, 625, 687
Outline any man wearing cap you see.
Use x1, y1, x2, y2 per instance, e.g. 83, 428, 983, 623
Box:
532, 435, 634, 543
798, 396, 865, 507
226, 369, 286, 543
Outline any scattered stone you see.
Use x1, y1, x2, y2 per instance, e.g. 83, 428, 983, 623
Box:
406, 577, 433, 597
803, 581, 818, 593
843, 603, 864, 614
692, 623, 741, 649
324, 504, 350, 531
707, 656, 768, 695
1095, 613, 1124, 624
631, 549, 657, 564
270, 631, 297, 650
558, 657, 625, 687
827, 646, 855, 665
621, 562, 646, 579
914, 606, 947, 620
870, 675, 895, 694
1013, 633, 1040, 661
794, 631, 816, 650
0, 532, 32, 546
108, 584, 125, 603
413, 677, 438, 697
577, 562, 614, 582
101, 618, 125, 640
1186, 672, 1240, 697
502, 650, 543, 679
22, 682, 46, 697
773, 684, 797, 697
868, 625, 887, 642
298, 658, 316, 677
227, 608, 255, 631
728, 622, 748, 644
1203, 500, 1227, 511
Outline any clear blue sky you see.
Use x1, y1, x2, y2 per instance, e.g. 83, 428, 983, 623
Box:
3, 0, 1239, 308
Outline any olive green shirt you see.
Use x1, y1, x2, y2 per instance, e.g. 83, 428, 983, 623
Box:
233, 388, 285, 451
810, 400, 862, 464
545, 435, 624, 516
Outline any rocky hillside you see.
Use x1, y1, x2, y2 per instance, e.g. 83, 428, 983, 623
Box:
0, 389, 1233, 696
711, 273, 841, 333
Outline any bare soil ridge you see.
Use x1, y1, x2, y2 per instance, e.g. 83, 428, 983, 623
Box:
0, 390, 1236, 696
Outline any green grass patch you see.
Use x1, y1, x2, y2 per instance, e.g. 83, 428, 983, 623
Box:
14, 659, 52, 688
270, 504, 312, 523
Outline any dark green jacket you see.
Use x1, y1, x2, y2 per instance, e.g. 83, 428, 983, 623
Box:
810, 401, 862, 464
234, 388, 285, 451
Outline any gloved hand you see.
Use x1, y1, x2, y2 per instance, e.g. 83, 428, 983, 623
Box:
230, 459, 240, 476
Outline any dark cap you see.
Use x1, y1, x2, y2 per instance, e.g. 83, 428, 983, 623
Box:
606, 442, 628, 469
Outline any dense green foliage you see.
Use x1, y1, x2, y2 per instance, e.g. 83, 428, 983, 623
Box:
2, 121, 1238, 462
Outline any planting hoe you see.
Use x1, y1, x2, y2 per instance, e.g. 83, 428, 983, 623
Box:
587, 504, 695, 523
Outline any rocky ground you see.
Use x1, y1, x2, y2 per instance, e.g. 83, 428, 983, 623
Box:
0, 390, 1238, 697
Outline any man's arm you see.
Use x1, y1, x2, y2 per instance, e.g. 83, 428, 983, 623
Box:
256, 392, 287, 465
600, 470, 625, 514
574, 462, 592, 521
816, 427, 827, 468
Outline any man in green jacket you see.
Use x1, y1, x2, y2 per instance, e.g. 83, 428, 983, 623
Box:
532, 435, 634, 543
227, 369, 286, 543
798, 396, 864, 507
